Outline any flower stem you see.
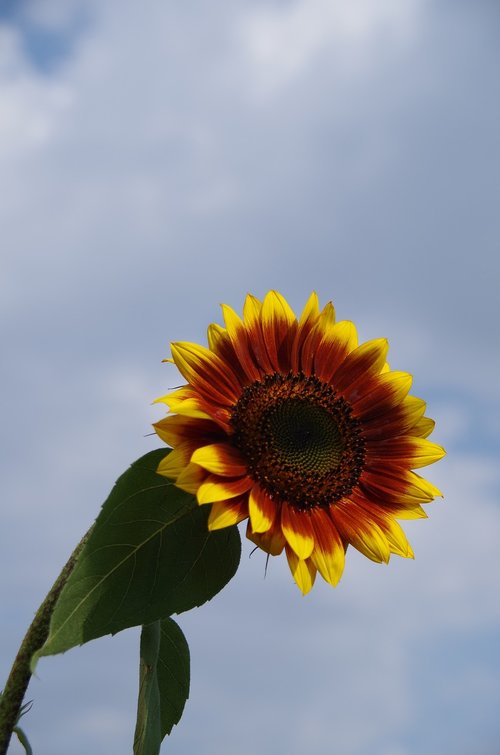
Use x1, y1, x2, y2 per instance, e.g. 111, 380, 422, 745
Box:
0, 527, 93, 755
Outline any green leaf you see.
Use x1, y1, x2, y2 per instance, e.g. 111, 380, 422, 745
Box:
133, 618, 190, 755
35, 449, 241, 661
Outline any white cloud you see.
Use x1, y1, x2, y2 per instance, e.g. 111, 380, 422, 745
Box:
0, 27, 73, 158
239, 0, 422, 97
20, 0, 86, 29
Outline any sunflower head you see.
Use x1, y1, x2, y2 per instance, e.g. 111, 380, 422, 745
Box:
154, 291, 445, 594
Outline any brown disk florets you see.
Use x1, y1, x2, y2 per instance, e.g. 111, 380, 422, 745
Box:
230, 372, 365, 510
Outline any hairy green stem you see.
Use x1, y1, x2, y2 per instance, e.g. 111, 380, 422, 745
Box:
0, 527, 93, 755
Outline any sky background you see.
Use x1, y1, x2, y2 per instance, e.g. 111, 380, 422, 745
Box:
1, 1, 499, 754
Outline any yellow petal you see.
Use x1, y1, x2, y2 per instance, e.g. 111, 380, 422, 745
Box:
285, 546, 317, 595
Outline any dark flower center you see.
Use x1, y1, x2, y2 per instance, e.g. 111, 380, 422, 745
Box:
230, 372, 365, 510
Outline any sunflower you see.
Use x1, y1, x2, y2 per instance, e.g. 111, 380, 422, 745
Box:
154, 291, 445, 594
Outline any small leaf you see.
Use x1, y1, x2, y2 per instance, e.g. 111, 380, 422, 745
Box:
134, 622, 161, 755
35, 449, 241, 661
13, 726, 33, 755
133, 618, 190, 755
157, 618, 190, 738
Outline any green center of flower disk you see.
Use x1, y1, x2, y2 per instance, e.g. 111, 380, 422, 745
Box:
231, 373, 365, 510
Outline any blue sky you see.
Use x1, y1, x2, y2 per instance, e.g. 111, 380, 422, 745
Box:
1, 1, 499, 754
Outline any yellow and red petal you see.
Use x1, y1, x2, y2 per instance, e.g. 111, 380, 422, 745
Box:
157, 386, 232, 431
155, 386, 213, 421
291, 295, 335, 375
333, 338, 389, 396
296, 318, 330, 376
206, 322, 249, 387
361, 466, 443, 505
360, 395, 427, 441
242, 293, 275, 374
157, 443, 194, 480
197, 474, 253, 505
191, 443, 248, 476
171, 342, 241, 405
410, 416, 436, 438
153, 415, 221, 448
352, 371, 413, 417
242, 293, 262, 327
309, 508, 345, 587
290, 291, 322, 372
175, 462, 207, 494
207, 497, 249, 530
248, 485, 277, 534
391, 504, 428, 520
260, 290, 298, 372
352, 483, 429, 521
313, 320, 358, 383
221, 304, 262, 383
207, 322, 227, 352
319, 299, 336, 327
375, 515, 414, 559
246, 516, 286, 556
348, 494, 414, 558
330, 499, 391, 564
365, 436, 446, 468
281, 505, 315, 560
285, 545, 317, 595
